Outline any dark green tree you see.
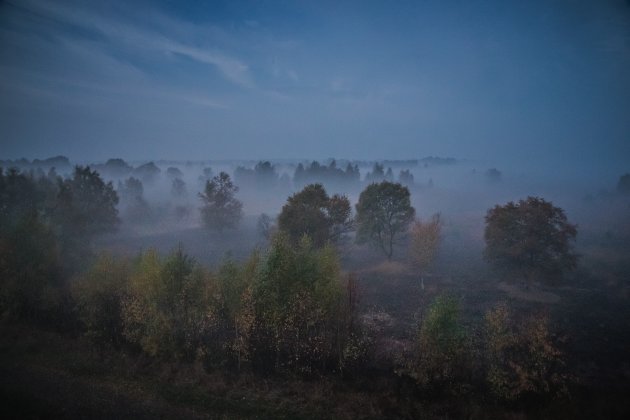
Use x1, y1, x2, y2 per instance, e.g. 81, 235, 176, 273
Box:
355, 181, 415, 259
0, 168, 62, 320
408, 294, 467, 388
55, 166, 119, 270
252, 233, 345, 373
56, 166, 119, 238
484, 196, 578, 284
277, 184, 352, 247
199, 172, 243, 232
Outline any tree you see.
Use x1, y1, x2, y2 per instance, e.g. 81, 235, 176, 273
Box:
132, 161, 161, 184
171, 178, 187, 198
252, 233, 346, 374
0, 168, 62, 321
484, 196, 577, 284
398, 169, 414, 186
385, 167, 394, 181
55, 166, 119, 270
277, 184, 352, 247
254, 161, 278, 187
208, 253, 259, 371
118, 176, 150, 223
199, 172, 243, 232
486, 168, 502, 182
617, 173, 630, 194
72, 253, 130, 348
257, 213, 275, 240
409, 214, 441, 290
365, 163, 385, 183
484, 303, 569, 401
408, 294, 467, 388
118, 176, 143, 202
100, 158, 132, 178
355, 181, 415, 259
122, 248, 210, 361
56, 166, 119, 239
166, 166, 184, 179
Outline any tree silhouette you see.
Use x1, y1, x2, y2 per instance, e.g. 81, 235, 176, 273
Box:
278, 184, 352, 247
199, 172, 243, 232
484, 196, 577, 284
355, 181, 415, 259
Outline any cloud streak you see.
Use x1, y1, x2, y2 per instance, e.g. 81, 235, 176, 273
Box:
7, 0, 254, 89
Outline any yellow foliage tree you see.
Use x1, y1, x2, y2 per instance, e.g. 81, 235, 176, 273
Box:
409, 214, 441, 290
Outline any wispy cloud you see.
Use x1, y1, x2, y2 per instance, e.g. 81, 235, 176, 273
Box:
161, 42, 253, 88
8, 0, 255, 89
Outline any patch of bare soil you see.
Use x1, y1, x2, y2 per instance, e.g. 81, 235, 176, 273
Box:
497, 282, 561, 304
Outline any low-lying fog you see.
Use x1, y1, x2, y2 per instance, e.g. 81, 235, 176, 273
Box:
6, 156, 621, 270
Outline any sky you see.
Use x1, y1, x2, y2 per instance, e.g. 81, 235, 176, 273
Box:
0, 0, 629, 171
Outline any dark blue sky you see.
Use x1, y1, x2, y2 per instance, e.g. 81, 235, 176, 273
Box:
0, 0, 628, 170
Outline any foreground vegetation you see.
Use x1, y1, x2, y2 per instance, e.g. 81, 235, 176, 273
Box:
1, 163, 630, 418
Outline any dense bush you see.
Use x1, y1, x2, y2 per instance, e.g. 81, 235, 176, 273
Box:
484, 303, 569, 401
407, 294, 469, 390
252, 233, 350, 374
71, 236, 364, 376
72, 254, 130, 348
201, 253, 258, 370
122, 248, 211, 361
0, 168, 62, 321
277, 184, 353, 247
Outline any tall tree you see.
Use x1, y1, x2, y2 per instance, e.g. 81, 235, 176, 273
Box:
355, 181, 415, 259
484, 196, 578, 284
0, 168, 61, 320
122, 248, 209, 361
199, 172, 243, 232
55, 166, 119, 270
277, 183, 352, 247
56, 166, 119, 239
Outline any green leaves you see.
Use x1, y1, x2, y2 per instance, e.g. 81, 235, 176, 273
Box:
277, 184, 353, 247
484, 196, 578, 282
123, 248, 210, 361
484, 303, 569, 401
355, 181, 415, 259
410, 294, 467, 387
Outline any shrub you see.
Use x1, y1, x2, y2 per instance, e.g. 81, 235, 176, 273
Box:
408, 294, 468, 390
122, 248, 211, 361
251, 233, 349, 374
72, 253, 130, 348
484, 303, 569, 401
